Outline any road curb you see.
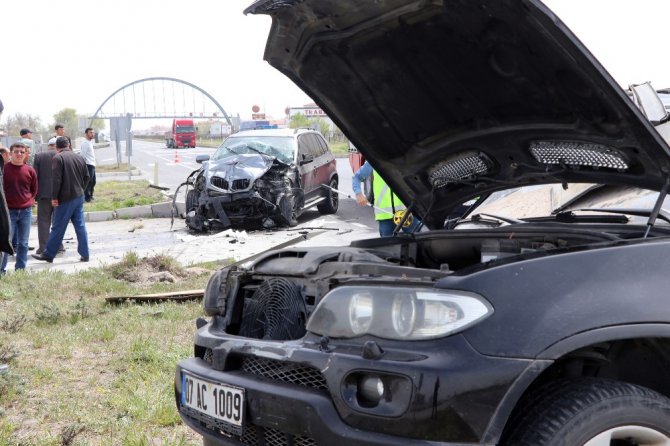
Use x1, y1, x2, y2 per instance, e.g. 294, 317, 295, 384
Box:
84, 201, 185, 222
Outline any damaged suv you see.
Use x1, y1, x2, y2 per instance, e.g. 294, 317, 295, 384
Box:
176, 1, 670, 445
180, 128, 338, 231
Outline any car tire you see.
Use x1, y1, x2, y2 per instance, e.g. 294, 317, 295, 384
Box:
278, 193, 299, 227
501, 378, 670, 446
317, 177, 339, 214
186, 189, 198, 211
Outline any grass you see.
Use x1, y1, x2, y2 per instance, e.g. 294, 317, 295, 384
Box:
96, 163, 136, 173
0, 253, 221, 445
84, 180, 166, 213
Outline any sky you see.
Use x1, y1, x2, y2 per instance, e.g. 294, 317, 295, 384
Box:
2, 0, 670, 130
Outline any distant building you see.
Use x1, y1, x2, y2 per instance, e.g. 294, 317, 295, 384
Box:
288, 103, 336, 136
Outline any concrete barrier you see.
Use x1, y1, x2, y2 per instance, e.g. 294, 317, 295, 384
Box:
86, 211, 115, 222
115, 205, 153, 219
82, 201, 183, 221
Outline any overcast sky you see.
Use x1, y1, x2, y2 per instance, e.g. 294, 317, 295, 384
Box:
2, 0, 669, 130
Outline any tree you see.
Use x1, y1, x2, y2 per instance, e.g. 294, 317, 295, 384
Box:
3, 112, 44, 139
289, 113, 310, 129
52, 108, 79, 138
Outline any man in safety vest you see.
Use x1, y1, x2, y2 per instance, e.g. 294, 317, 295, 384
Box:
352, 161, 420, 236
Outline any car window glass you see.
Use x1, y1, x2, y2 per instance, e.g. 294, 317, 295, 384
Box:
298, 135, 312, 159
214, 136, 296, 164
313, 134, 328, 155
306, 134, 323, 157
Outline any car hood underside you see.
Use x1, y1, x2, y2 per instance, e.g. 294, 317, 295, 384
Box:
246, 0, 670, 228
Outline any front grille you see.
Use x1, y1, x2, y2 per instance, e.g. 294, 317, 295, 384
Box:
240, 357, 328, 391
232, 179, 250, 190
211, 176, 229, 190
193, 418, 317, 446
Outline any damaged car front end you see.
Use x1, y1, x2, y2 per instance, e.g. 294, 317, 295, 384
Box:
178, 131, 306, 231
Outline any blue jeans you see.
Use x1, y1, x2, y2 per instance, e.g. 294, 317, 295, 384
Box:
378, 216, 421, 237
0, 207, 32, 271
44, 196, 89, 260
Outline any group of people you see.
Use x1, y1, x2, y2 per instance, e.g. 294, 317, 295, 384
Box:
0, 116, 99, 274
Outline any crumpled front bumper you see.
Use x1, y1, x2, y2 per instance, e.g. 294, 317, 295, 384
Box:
175, 330, 536, 445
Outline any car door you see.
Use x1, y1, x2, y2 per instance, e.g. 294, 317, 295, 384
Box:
297, 134, 317, 196
312, 133, 336, 191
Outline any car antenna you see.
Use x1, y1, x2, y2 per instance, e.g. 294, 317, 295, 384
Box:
644, 177, 670, 238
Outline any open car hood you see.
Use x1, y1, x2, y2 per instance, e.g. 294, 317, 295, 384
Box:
246, 0, 670, 228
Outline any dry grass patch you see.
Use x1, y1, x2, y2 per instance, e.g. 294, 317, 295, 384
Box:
0, 254, 220, 445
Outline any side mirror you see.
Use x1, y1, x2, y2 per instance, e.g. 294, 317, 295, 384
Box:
630, 82, 669, 125
299, 153, 314, 165
196, 154, 210, 164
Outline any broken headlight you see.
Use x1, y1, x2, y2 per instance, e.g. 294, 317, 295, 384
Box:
306, 286, 493, 340
202, 267, 230, 316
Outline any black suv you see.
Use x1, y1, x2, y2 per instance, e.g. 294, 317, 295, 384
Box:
176, 1, 670, 445
180, 128, 338, 231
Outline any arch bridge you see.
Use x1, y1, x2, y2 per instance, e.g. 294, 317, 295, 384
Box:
90, 77, 232, 125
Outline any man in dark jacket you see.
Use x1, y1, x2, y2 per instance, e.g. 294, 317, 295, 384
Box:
32, 136, 90, 263
33, 137, 64, 255
0, 98, 14, 258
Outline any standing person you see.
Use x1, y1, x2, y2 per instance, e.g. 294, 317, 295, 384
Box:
54, 124, 65, 138
1, 142, 37, 272
0, 99, 12, 374
79, 127, 97, 202
18, 128, 35, 166
32, 137, 90, 263
33, 137, 64, 255
352, 161, 419, 237
0, 147, 9, 165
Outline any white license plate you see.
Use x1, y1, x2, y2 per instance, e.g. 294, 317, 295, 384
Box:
181, 373, 244, 428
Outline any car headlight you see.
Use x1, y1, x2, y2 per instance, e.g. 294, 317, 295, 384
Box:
307, 286, 493, 340
202, 267, 230, 316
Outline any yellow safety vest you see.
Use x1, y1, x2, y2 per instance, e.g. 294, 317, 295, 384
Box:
373, 170, 406, 221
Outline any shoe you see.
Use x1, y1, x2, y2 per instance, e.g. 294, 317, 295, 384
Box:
28, 246, 35, 251
31, 253, 53, 263
80, 256, 89, 262
58, 247, 66, 253
35, 248, 43, 255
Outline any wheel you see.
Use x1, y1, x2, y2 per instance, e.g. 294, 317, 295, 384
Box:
501, 378, 670, 446
317, 177, 339, 214
185, 189, 198, 211
277, 193, 298, 227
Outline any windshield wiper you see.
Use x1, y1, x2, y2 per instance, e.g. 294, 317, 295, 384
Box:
578, 208, 670, 226
471, 213, 525, 225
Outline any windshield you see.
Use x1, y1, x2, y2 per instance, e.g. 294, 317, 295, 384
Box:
212, 136, 296, 164
176, 126, 195, 134
463, 183, 666, 224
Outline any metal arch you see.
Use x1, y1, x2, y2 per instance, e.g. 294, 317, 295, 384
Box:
89, 76, 232, 125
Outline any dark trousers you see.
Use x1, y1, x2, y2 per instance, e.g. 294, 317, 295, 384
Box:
36, 198, 63, 253
85, 164, 96, 201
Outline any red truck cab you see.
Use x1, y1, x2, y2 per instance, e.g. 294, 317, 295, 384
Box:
166, 119, 197, 148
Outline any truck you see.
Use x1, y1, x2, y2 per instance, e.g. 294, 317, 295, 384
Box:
166, 119, 196, 148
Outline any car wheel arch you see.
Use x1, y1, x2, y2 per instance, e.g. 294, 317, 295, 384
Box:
481, 325, 670, 444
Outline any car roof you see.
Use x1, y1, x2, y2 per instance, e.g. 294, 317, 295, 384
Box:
230, 128, 319, 138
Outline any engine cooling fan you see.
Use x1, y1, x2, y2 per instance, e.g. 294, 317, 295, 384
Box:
239, 277, 307, 340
